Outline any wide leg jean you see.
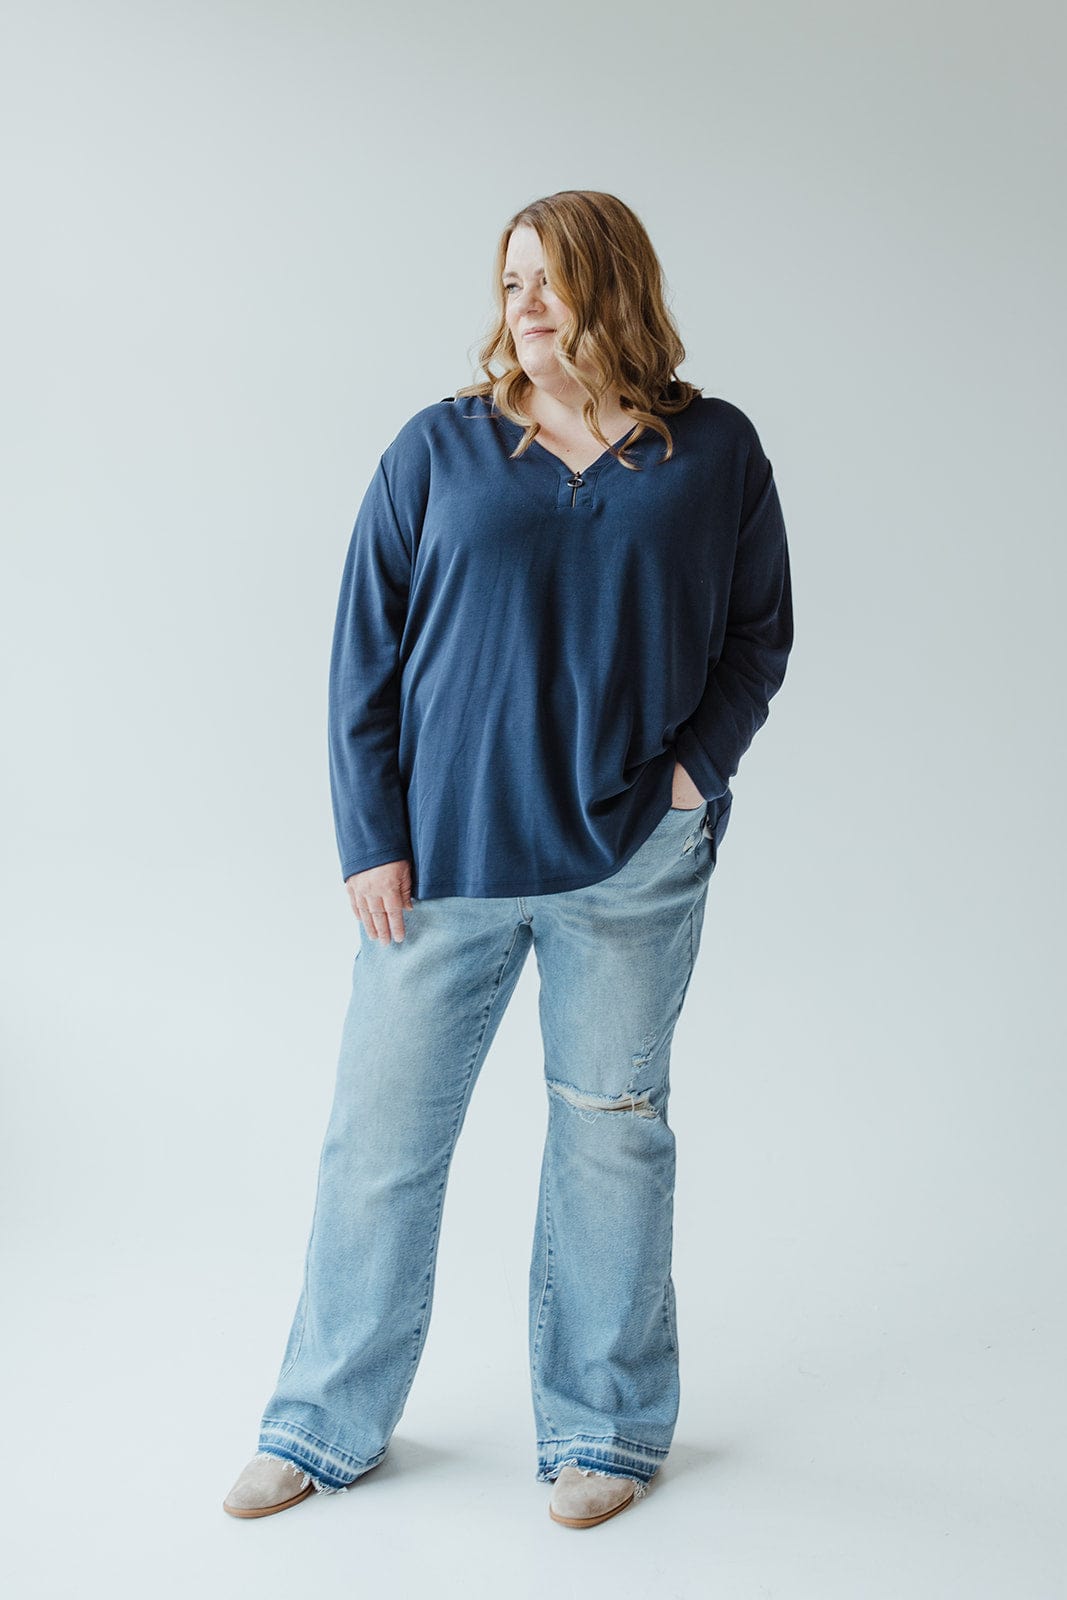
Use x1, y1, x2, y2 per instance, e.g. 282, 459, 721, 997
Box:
257, 796, 724, 1497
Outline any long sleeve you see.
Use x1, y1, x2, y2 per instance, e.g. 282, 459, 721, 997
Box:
328, 453, 414, 882
673, 436, 794, 802
322, 393, 791, 900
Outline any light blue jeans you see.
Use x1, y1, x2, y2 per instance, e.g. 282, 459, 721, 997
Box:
258, 796, 725, 1496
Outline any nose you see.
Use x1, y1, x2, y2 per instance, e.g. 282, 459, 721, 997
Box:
513, 282, 545, 315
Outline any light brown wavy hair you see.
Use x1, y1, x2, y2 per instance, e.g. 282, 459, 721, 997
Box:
453, 190, 702, 470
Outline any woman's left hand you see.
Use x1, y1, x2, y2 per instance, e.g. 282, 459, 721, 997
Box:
671, 759, 704, 809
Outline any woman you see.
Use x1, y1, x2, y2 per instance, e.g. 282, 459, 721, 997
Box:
223, 190, 794, 1529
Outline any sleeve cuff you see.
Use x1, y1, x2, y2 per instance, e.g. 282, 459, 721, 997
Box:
674, 726, 730, 803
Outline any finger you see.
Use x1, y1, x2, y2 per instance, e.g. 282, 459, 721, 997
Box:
371, 894, 403, 943
386, 899, 407, 942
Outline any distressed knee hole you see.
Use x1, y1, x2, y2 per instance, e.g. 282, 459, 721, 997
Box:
546, 1078, 659, 1120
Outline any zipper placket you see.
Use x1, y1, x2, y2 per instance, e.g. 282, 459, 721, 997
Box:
565, 470, 585, 507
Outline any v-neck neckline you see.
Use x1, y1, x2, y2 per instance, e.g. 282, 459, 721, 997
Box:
526, 422, 639, 477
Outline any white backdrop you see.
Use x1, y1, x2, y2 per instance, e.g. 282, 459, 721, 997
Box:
2, 1, 1064, 1595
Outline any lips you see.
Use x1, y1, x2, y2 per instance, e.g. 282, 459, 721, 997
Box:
523, 328, 553, 337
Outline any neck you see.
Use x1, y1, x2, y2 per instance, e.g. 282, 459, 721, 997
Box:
524, 377, 625, 435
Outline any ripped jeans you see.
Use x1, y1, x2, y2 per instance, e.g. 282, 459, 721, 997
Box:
258, 796, 725, 1496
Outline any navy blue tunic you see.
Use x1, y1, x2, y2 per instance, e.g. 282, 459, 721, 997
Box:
328, 393, 793, 898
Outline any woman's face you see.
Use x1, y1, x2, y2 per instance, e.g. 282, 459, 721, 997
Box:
503, 224, 572, 382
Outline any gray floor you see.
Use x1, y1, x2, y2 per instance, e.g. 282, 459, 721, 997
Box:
6, 1184, 1062, 1599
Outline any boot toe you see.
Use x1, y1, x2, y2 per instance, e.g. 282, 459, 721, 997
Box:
223, 1453, 316, 1518
548, 1465, 637, 1527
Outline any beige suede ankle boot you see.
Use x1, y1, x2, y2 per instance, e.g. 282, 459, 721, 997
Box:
548, 1465, 639, 1527
223, 1453, 316, 1519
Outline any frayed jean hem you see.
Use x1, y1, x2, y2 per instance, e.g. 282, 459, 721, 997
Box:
259, 1418, 384, 1495
536, 1433, 668, 1497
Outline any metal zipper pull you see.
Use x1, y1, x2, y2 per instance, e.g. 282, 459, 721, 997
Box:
566, 470, 585, 507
